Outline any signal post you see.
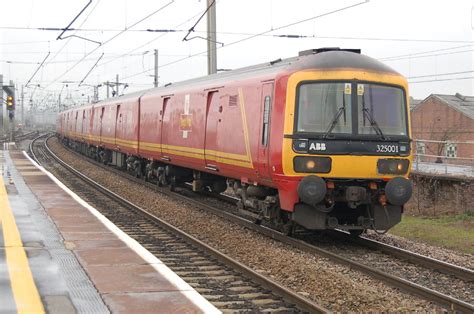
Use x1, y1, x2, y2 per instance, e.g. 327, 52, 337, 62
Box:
1, 74, 16, 141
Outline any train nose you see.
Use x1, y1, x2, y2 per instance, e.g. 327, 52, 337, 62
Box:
297, 175, 327, 207
385, 177, 413, 206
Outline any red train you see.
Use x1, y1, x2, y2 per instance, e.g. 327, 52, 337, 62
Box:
58, 48, 413, 235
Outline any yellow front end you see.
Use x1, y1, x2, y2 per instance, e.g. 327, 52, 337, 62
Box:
280, 68, 413, 232
282, 69, 413, 179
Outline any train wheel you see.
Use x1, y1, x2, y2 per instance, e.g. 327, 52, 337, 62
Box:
281, 222, 296, 236
169, 176, 176, 192
158, 173, 167, 187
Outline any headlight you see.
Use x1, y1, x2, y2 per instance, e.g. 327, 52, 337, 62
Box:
377, 159, 410, 175
294, 156, 331, 173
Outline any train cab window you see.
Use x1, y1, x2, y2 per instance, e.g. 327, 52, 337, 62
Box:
262, 96, 271, 146
296, 82, 352, 135
357, 84, 407, 136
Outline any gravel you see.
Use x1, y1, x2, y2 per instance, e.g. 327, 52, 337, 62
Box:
47, 138, 442, 312
299, 234, 473, 304
365, 231, 474, 270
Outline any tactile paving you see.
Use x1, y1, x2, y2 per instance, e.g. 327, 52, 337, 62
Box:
6, 153, 109, 313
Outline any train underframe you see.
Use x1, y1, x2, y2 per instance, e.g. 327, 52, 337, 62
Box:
63, 138, 404, 236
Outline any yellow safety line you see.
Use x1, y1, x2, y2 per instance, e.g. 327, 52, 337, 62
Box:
0, 175, 44, 313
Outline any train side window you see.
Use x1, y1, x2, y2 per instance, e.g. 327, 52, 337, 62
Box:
116, 105, 121, 120
262, 96, 271, 146
162, 97, 170, 122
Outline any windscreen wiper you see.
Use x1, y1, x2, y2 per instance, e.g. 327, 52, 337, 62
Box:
362, 108, 387, 140
323, 106, 345, 138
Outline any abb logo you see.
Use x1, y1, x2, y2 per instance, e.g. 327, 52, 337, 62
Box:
309, 142, 326, 151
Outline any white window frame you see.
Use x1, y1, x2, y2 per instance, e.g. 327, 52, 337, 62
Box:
445, 142, 457, 158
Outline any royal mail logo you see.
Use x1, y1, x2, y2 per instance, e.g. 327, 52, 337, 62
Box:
309, 142, 326, 151
179, 114, 192, 131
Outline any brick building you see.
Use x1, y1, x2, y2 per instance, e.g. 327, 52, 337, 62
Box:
410, 93, 474, 165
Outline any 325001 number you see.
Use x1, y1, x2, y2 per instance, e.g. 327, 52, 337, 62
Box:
376, 144, 399, 153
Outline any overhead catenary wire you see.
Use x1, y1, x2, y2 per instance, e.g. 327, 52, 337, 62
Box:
122, 0, 371, 81
7, 1, 473, 104
25, 52, 51, 87
407, 70, 474, 79
379, 44, 474, 60
182, 0, 216, 42
382, 49, 474, 62
79, 53, 104, 86
2, 26, 474, 45
44, 0, 175, 89
95, 2, 221, 71
34, 0, 103, 86
1, 53, 190, 65
56, 0, 93, 40
409, 76, 474, 84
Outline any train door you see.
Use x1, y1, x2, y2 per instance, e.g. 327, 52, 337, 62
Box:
88, 108, 94, 142
257, 82, 274, 180
81, 110, 86, 141
204, 91, 220, 170
99, 107, 105, 145
160, 97, 171, 159
115, 104, 122, 148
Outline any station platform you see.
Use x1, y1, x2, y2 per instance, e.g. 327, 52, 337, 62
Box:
0, 145, 220, 313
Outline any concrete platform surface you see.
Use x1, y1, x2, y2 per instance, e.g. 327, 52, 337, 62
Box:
0, 146, 220, 314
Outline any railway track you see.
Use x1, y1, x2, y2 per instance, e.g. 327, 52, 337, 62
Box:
30, 136, 328, 313
330, 230, 473, 280
1, 130, 40, 143
46, 136, 474, 313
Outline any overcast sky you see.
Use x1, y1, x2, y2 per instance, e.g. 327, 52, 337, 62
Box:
1, 0, 473, 110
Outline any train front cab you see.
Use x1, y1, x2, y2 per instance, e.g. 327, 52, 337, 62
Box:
281, 69, 413, 232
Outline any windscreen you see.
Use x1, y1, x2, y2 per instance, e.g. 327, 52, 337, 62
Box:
357, 84, 408, 136
296, 82, 408, 137
296, 82, 352, 134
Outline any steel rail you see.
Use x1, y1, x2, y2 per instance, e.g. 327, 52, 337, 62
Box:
28, 133, 50, 163
41, 136, 329, 314
52, 137, 474, 313
330, 230, 474, 281
1, 130, 39, 144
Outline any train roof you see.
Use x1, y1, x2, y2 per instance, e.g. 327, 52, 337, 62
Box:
63, 48, 402, 112
140, 48, 400, 95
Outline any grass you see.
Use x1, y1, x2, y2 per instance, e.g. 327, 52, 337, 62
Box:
389, 212, 474, 254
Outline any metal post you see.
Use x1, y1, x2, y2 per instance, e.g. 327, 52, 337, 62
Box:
9, 80, 14, 142
207, 0, 217, 74
116, 74, 119, 97
106, 81, 110, 98
21, 85, 24, 125
93, 86, 98, 103
154, 49, 159, 87
0, 74, 3, 134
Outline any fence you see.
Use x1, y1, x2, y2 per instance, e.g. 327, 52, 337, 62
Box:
405, 139, 474, 216
412, 139, 474, 177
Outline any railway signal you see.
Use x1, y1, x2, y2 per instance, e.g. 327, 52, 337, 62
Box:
6, 95, 14, 111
